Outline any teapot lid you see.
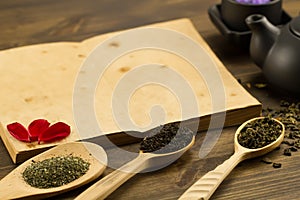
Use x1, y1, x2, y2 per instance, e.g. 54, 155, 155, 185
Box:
290, 16, 300, 37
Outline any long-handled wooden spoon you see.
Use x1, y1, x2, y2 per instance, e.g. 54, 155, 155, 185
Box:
178, 117, 285, 200
0, 142, 107, 200
75, 130, 195, 200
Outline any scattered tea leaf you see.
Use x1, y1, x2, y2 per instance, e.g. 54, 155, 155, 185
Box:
272, 163, 282, 168
254, 83, 267, 89
261, 100, 300, 169
283, 148, 292, 156
290, 146, 298, 152
261, 158, 273, 164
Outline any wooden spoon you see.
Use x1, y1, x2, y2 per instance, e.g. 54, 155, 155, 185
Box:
178, 117, 285, 200
0, 142, 107, 200
75, 132, 195, 200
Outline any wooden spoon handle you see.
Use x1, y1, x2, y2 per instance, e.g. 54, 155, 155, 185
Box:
178, 152, 244, 200
75, 154, 147, 200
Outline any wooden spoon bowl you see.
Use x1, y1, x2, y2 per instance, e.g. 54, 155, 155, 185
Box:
75, 131, 195, 200
0, 142, 107, 200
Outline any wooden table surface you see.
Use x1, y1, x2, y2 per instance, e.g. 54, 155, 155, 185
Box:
0, 0, 299, 199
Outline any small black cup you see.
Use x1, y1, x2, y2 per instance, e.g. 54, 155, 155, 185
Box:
221, 0, 282, 31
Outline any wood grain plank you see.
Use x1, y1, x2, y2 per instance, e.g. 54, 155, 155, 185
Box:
0, 0, 299, 199
0, 0, 219, 50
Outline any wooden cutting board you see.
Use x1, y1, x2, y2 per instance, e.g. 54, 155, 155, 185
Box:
0, 18, 261, 163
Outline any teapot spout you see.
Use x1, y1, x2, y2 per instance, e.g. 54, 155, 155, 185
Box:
246, 14, 280, 67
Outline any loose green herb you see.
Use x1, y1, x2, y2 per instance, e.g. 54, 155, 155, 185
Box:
238, 117, 282, 149
140, 123, 193, 153
22, 155, 90, 189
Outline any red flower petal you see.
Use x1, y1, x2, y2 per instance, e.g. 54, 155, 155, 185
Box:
28, 119, 50, 141
38, 122, 70, 144
7, 122, 30, 142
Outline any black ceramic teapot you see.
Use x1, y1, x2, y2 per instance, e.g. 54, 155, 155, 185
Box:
246, 14, 300, 95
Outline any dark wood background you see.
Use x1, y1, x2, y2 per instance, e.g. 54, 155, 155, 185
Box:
0, 0, 299, 199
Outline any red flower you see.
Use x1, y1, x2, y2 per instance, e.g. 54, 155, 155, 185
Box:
7, 119, 70, 144
28, 119, 50, 141
37, 122, 70, 144
7, 122, 30, 142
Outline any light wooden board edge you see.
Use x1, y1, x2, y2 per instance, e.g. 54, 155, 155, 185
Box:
1, 104, 261, 164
